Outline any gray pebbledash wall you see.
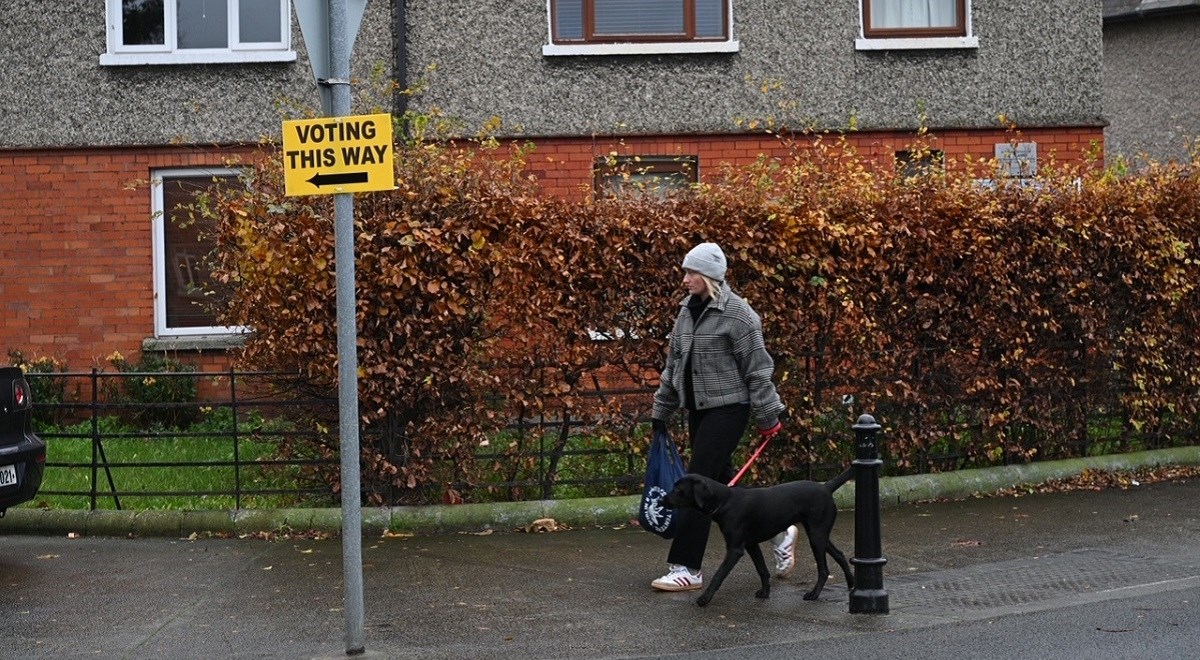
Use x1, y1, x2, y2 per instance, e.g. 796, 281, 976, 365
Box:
0, 0, 394, 148
1103, 12, 1200, 163
403, 0, 1104, 138
3, 1, 1103, 148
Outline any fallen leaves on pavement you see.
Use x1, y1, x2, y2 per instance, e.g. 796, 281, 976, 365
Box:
519, 517, 570, 533
183, 528, 335, 542
979, 465, 1200, 500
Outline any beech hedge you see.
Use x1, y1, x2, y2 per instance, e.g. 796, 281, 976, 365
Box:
201, 127, 1200, 503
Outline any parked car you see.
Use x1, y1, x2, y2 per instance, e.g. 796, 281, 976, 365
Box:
1, 366, 46, 516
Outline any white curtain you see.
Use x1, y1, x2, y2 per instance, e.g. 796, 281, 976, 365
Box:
870, 0, 958, 29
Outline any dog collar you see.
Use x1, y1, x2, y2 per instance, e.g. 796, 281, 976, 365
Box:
703, 501, 725, 518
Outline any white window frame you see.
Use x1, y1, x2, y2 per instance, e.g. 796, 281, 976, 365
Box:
101, 0, 296, 66
151, 167, 248, 339
543, 0, 740, 57
855, 0, 979, 51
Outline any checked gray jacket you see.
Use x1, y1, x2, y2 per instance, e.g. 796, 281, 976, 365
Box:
652, 283, 785, 431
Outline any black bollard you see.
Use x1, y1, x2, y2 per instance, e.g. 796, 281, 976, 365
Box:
849, 414, 889, 614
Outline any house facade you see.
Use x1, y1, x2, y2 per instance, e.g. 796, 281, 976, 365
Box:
3, 1, 1104, 372
1102, 0, 1200, 163
1, 0, 395, 372
405, 1, 1104, 198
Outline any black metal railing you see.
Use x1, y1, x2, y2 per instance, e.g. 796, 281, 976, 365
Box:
27, 369, 660, 509
29, 368, 339, 510
24, 353, 1199, 510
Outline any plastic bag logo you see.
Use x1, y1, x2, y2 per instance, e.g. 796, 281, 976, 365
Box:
641, 485, 674, 532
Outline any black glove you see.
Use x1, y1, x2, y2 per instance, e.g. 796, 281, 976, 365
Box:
652, 418, 667, 436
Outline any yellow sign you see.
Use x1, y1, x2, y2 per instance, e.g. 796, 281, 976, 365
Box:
282, 113, 395, 196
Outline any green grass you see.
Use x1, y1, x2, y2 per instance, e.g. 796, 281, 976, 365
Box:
459, 427, 643, 503
26, 410, 332, 510
546, 432, 641, 499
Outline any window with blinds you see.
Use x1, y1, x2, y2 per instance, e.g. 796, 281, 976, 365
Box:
550, 0, 729, 44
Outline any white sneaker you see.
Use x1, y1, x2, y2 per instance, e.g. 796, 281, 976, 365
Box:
651, 564, 703, 591
772, 525, 799, 578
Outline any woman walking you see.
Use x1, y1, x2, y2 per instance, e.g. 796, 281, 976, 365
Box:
649, 242, 798, 591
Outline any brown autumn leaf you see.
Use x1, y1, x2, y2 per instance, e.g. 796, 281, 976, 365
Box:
520, 518, 569, 533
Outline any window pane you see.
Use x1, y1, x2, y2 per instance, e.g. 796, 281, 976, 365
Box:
695, 0, 725, 38
605, 171, 691, 199
869, 0, 959, 29
122, 0, 165, 46
238, 0, 281, 43
594, 0, 684, 36
596, 156, 697, 199
895, 150, 945, 178
554, 0, 584, 40
177, 0, 229, 49
162, 175, 234, 329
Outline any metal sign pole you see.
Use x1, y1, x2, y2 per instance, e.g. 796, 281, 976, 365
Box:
291, 1, 377, 653
327, 0, 365, 654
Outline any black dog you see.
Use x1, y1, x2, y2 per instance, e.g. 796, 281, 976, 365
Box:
661, 469, 855, 606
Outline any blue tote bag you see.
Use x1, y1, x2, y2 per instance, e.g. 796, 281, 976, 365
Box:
637, 429, 686, 538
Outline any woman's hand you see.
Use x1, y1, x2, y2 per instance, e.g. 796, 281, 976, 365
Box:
759, 420, 782, 440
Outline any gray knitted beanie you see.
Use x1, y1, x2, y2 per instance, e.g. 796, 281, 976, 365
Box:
682, 242, 727, 282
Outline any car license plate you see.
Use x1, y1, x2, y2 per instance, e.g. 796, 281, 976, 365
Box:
0, 464, 17, 488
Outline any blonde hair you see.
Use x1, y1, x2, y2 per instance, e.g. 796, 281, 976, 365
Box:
701, 274, 723, 301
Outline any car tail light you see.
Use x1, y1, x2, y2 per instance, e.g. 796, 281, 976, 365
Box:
14, 381, 26, 407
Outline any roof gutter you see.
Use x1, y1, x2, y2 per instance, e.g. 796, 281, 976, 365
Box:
1104, 0, 1200, 22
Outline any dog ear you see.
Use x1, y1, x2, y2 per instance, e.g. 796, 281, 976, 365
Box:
691, 475, 718, 511
677, 475, 696, 498
670, 475, 696, 507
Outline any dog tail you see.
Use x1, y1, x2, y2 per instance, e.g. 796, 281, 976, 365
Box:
823, 466, 855, 493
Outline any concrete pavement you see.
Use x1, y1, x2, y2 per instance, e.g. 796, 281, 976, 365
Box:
1, 447, 1198, 659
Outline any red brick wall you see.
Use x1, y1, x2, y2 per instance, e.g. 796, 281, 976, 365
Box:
522, 126, 1104, 201
1, 125, 1102, 372
0, 145, 258, 372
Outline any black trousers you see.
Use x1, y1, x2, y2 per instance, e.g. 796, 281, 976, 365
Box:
666, 403, 750, 570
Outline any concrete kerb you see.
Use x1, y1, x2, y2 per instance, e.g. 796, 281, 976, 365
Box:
871, 445, 1200, 505
3, 446, 1197, 539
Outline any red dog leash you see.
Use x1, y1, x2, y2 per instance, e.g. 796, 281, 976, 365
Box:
727, 434, 774, 486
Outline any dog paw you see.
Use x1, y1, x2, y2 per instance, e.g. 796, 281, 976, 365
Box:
802, 591, 820, 601
755, 588, 770, 599
695, 594, 712, 607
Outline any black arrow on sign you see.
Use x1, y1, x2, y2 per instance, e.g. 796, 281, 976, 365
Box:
307, 171, 370, 187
